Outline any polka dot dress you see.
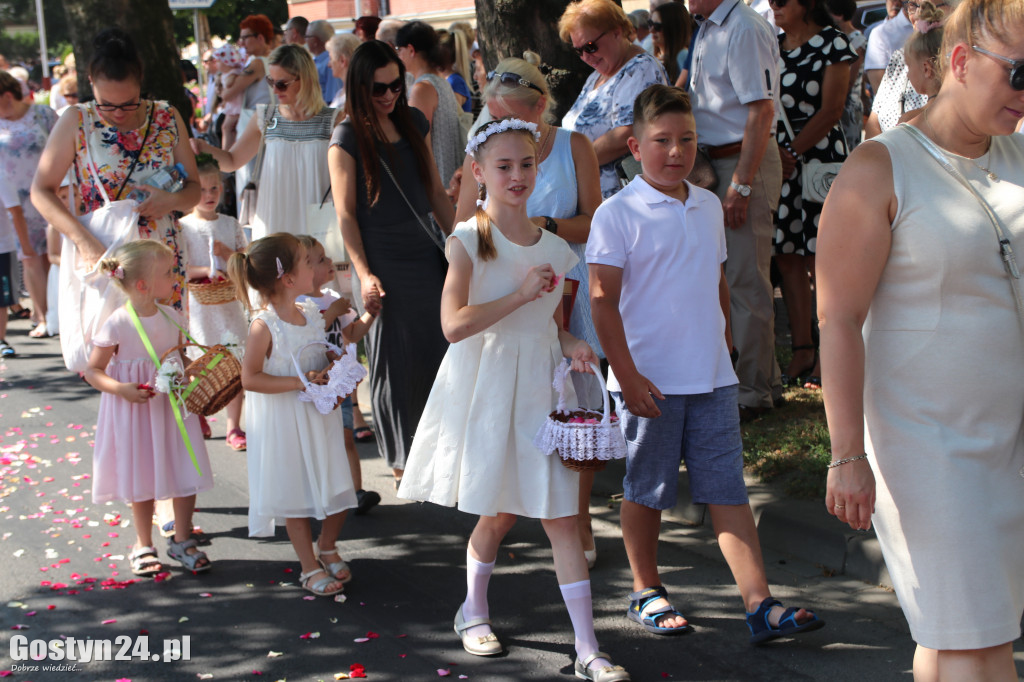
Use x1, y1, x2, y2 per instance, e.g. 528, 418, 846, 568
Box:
774, 26, 857, 256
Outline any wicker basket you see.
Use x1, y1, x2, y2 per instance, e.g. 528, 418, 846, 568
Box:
160, 343, 242, 416
533, 361, 627, 472
188, 278, 236, 305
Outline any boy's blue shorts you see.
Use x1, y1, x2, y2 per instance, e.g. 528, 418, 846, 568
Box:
341, 395, 353, 431
613, 384, 747, 510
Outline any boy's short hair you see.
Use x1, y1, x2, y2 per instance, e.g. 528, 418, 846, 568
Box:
632, 84, 693, 135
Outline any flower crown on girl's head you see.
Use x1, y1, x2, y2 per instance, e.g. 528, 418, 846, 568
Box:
465, 118, 540, 158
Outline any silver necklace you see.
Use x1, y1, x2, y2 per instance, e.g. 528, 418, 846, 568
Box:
969, 146, 998, 181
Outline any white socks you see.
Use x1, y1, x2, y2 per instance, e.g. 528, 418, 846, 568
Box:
461, 550, 495, 639
559, 580, 610, 669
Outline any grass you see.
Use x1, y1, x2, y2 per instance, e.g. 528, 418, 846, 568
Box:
740, 348, 831, 499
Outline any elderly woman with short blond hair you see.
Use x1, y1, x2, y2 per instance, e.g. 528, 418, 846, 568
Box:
559, 0, 668, 198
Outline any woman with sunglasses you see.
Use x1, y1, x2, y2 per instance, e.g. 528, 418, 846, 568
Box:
328, 40, 454, 487
559, 0, 668, 199
452, 54, 604, 565
32, 28, 199, 314
395, 21, 465, 187
771, 0, 856, 391
818, 0, 1024, 677
649, 2, 695, 87
191, 44, 340, 244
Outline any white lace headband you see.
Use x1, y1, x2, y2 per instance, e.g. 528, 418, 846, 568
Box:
465, 118, 540, 157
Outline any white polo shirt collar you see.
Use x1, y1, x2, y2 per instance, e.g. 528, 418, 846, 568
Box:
631, 175, 707, 209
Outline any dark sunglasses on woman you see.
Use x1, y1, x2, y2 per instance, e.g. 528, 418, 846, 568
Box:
973, 45, 1024, 91
372, 77, 404, 97
572, 31, 607, 56
647, 20, 663, 31
487, 71, 545, 95
265, 76, 298, 92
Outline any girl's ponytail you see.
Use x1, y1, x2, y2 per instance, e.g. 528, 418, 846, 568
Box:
474, 183, 497, 261
227, 251, 252, 312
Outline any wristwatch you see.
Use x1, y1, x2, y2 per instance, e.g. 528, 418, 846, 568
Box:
543, 216, 558, 234
729, 181, 752, 198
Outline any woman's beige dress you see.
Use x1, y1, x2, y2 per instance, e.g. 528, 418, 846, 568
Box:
866, 127, 1024, 650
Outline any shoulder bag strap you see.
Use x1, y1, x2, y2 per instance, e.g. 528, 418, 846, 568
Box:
378, 153, 445, 252
899, 123, 1024, 326
125, 302, 202, 475
250, 103, 275, 189
80, 105, 111, 206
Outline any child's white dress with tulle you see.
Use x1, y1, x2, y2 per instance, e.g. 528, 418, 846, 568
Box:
245, 300, 357, 537
398, 220, 581, 519
91, 305, 213, 503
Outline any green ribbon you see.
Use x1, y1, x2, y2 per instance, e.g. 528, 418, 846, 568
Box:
126, 302, 202, 476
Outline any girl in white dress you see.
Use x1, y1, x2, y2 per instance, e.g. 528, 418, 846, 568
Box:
398, 119, 630, 682
228, 233, 357, 597
180, 155, 248, 449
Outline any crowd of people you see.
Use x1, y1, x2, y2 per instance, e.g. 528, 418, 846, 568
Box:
1, 0, 1022, 678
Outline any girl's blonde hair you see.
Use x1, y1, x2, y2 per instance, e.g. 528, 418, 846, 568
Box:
472, 119, 540, 262
939, 0, 1010, 73
439, 28, 472, 82
558, 0, 635, 43
227, 233, 302, 311
905, 2, 948, 69
482, 52, 556, 122
98, 240, 173, 293
268, 44, 325, 118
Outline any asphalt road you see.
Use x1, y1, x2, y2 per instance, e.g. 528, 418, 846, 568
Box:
0, 322, 1019, 681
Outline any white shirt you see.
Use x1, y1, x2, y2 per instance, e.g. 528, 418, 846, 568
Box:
297, 288, 357, 349
864, 11, 913, 71
690, 0, 780, 146
586, 176, 738, 395
0, 181, 18, 254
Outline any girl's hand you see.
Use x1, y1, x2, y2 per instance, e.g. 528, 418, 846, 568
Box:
212, 240, 234, 260
361, 274, 385, 316
118, 382, 156, 404
519, 264, 554, 302
326, 296, 351, 318
134, 186, 176, 221
305, 368, 329, 386
213, 270, 229, 281
825, 458, 875, 531
568, 340, 598, 373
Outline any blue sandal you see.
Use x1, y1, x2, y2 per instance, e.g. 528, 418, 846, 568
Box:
626, 586, 693, 636
745, 597, 825, 645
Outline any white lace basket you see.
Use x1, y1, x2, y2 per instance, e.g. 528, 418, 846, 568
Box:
533, 360, 627, 472
291, 341, 367, 415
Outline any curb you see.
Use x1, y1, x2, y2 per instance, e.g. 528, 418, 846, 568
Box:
593, 459, 892, 588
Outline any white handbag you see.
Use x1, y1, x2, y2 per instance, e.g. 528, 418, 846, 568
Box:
59, 112, 142, 372
308, 186, 346, 264
778, 106, 845, 204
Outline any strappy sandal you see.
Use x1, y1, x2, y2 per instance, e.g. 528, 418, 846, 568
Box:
300, 568, 344, 597
128, 546, 164, 577
226, 428, 247, 451
745, 597, 825, 645
454, 604, 503, 656
626, 586, 693, 636
781, 344, 817, 387
167, 537, 212, 573
574, 651, 631, 682
314, 542, 352, 583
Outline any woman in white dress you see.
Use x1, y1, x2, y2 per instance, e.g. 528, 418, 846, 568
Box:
818, 0, 1024, 678
191, 44, 341, 242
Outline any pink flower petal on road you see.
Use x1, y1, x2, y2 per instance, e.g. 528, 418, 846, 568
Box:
437, 669, 451, 677
101, 619, 117, 624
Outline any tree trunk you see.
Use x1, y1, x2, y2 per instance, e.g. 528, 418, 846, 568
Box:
474, 0, 597, 124
61, 0, 192, 131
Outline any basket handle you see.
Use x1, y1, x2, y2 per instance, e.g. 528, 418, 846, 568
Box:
586, 361, 613, 425
291, 340, 345, 389
551, 359, 611, 424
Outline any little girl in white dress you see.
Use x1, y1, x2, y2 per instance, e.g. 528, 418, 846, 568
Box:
398, 119, 631, 682
228, 233, 357, 597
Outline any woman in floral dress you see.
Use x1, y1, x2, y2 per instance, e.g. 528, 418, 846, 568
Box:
31, 28, 199, 313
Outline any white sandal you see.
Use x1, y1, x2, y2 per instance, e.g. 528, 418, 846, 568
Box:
299, 568, 344, 596
313, 542, 352, 584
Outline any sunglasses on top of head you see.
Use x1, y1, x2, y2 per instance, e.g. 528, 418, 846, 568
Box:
572, 31, 607, 56
972, 45, 1024, 91
265, 76, 298, 92
372, 77, 404, 97
487, 71, 545, 95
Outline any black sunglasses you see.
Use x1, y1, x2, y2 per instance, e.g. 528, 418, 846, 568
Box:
647, 20, 663, 31
371, 77, 404, 97
95, 100, 141, 112
487, 71, 545, 95
572, 31, 607, 56
973, 45, 1024, 91
769, 0, 789, 7
265, 76, 298, 92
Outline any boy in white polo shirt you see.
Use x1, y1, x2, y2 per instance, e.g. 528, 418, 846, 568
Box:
588, 84, 825, 644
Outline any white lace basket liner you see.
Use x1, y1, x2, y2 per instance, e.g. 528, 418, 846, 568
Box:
532, 360, 627, 472
291, 341, 367, 415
